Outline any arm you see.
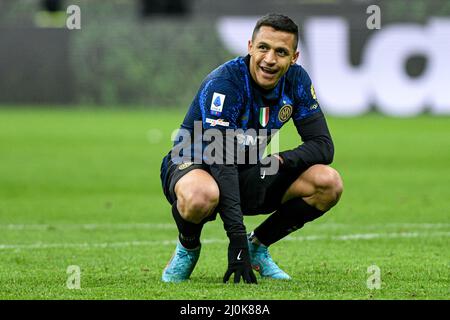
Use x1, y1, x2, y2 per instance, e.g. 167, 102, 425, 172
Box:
279, 111, 334, 171
210, 161, 256, 284
279, 67, 334, 172
209, 162, 245, 234
199, 78, 257, 283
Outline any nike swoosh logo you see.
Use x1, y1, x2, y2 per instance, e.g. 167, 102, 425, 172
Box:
260, 170, 266, 179
237, 250, 242, 261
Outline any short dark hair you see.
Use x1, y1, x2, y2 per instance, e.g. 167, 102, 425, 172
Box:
252, 13, 299, 50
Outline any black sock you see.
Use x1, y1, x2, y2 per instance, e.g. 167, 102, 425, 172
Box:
253, 197, 325, 246
171, 201, 203, 249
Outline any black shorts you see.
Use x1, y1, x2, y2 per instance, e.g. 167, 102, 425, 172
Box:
160, 154, 298, 217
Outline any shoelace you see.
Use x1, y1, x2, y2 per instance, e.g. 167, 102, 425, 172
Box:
257, 247, 282, 272
260, 248, 274, 263
170, 250, 195, 274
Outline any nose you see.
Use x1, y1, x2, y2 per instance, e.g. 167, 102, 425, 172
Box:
263, 50, 276, 65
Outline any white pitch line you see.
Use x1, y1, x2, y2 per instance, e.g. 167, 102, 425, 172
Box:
286, 231, 450, 241
0, 222, 449, 231
0, 223, 176, 231
0, 231, 448, 251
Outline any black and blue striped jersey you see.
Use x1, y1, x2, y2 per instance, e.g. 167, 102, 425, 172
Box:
170, 55, 322, 164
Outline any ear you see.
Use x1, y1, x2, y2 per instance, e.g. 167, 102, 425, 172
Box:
248, 40, 253, 55
291, 50, 299, 65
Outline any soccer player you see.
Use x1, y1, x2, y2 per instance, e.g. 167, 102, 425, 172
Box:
159, 13, 343, 283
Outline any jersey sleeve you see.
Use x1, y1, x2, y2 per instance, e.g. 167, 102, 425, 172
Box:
278, 67, 334, 172
292, 68, 322, 124
198, 77, 243, 130
195, 77, 247, 235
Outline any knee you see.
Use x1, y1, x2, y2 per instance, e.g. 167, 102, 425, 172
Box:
313, 166, 343, 202
178, 185, 220, 223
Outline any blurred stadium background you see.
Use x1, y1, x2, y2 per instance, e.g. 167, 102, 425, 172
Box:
3, 0, 450, 112
0, 0, 449, 299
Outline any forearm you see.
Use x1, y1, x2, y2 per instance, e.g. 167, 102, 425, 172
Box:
205, 129, 245, 234
209, 163, 246, 235
280, 136, 334, 169
280, 112, 334, 171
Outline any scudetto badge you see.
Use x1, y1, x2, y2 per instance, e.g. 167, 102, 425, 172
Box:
278, 105, 293, 122
178, 162, 193, 170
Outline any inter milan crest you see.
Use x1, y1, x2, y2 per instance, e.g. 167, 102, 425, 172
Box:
278, 105, 293, 122
259, 107, 269, 127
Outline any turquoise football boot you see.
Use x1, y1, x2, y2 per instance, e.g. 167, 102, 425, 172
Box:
248, 239, 291, 280
162, 241, 201, 283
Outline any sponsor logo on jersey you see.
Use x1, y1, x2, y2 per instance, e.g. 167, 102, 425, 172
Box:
210, 92, 226, 116
236, 133, 267, 146
205, 118, 230, 127
278, 105, 293, 122
178, 162, 193, 170
259, 107, 270, 127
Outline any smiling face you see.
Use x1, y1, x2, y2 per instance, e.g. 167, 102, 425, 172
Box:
248, 26, 299, 90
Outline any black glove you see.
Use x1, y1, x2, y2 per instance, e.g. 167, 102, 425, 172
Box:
223, 233, 257, 284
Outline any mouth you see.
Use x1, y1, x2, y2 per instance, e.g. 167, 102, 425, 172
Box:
259, 65, 278, 78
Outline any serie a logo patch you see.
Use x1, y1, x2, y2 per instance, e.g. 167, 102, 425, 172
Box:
210, 92, 226, 116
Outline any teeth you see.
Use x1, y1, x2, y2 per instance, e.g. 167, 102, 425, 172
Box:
261, 67, 273, 73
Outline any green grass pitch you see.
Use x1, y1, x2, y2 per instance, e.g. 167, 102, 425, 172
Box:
0, 108, 448, 299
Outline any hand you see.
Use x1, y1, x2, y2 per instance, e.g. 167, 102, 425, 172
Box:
223, 233, 257, 284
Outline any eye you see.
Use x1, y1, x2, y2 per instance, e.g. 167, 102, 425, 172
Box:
258, 44, 268, 51
276, 49, 288, 57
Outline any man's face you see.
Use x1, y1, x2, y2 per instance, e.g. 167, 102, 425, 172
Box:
248, 26, 299, 90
